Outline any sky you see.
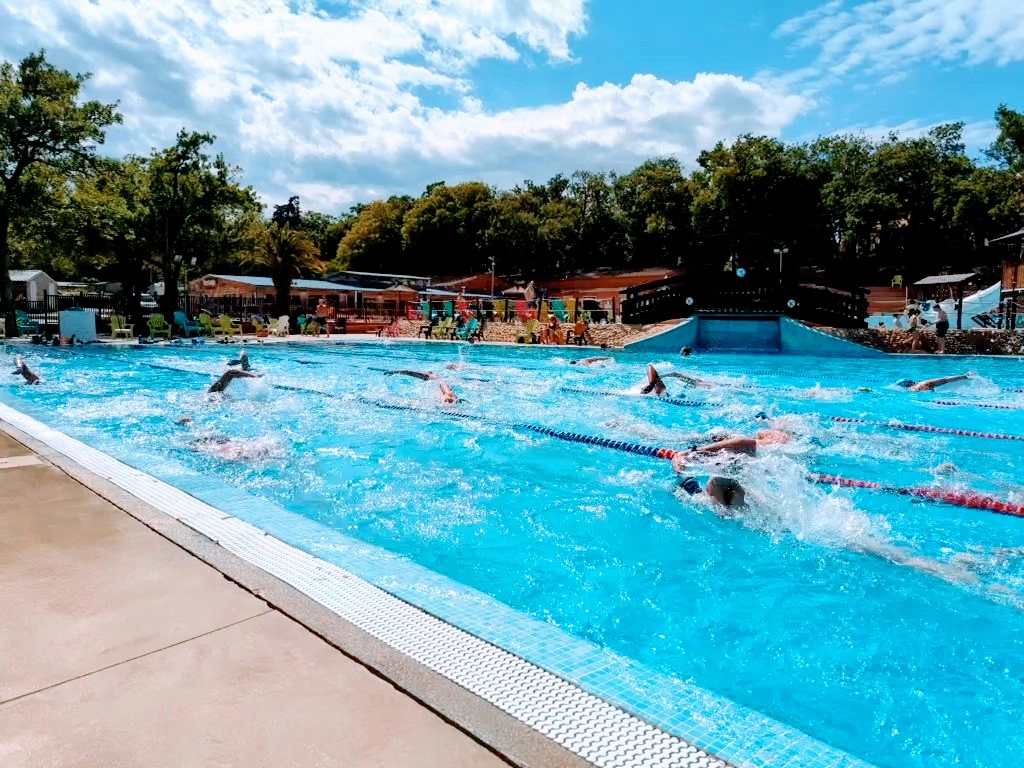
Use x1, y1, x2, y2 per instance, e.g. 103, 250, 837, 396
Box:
1, 0, 1022, 213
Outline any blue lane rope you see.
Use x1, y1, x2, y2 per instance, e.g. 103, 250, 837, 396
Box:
560, 386, 706, 408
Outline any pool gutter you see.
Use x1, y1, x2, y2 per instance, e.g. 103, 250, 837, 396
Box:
0, 406, 734, 768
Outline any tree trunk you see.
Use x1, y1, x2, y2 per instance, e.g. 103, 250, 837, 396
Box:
273, 277, 291, 319
161, 258, 180, 317
0, 205, 14, 338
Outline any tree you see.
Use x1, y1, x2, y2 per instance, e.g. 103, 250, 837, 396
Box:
988, 105, 1024, 173
333, 196, 412, 272
0, 49, 121, 334
239, 222, 326, 317
144, 129, 258, 313
402, 182, 494, 274
614, 159, 692, 267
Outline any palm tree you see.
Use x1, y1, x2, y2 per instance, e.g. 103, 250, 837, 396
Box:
241, 222, 327, 317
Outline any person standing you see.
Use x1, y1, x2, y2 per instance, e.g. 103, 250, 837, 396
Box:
908, 308, 921, 351
934, 306, 949, 354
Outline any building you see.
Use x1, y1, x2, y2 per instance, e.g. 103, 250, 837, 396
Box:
9, 270, 58, 302
189, 274, 359, 303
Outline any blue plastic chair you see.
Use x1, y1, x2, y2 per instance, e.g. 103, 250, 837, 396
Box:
173, 311, 200, 337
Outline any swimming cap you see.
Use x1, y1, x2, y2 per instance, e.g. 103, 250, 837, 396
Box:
679, 477, 703, 495
895, 379, 915, 388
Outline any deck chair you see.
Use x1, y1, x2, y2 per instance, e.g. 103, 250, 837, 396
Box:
455, 317, 479, 341
432, 317, 453, 339
521, 318, 540, 343
273, 315, 290, 336
197, 313, 216, 337
173, 311, 200, 337
302, 317, 320, 335
216, 314, 242, 336
550, 299, 569, 321
15, 310, 39, 335
110, 314, 134, 339
891, 274, 903, 288
148, 313, 172, 338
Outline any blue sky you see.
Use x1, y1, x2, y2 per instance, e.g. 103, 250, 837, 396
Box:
1, 0, 1022, 213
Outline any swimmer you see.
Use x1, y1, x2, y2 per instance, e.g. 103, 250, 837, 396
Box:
209, 368, 260, 393
228, 349, 252, 371
895, 374, 970, 392
671, 429, 792, 473
641, 365, 711, 394
12, 355, 40, 384
570, 357, 613, 366
677, 474, 746, 512
680, 346, 693, 357
640, 364, 667, 395
175, 417, 280, 461
383, 369, 459, 403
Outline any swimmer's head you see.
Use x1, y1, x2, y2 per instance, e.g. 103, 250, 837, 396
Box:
175, 416, 193, 426
680, 346, 693, 357
707, 476, 745, 508
678, 476, 703, 496
754, 411, 769, 421
569, 360, 578, 365
895, 379, 916, 389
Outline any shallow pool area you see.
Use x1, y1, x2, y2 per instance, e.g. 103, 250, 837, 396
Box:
4, 340, 1024, 768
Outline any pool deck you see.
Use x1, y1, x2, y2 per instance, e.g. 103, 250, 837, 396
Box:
0, 428, 545, 768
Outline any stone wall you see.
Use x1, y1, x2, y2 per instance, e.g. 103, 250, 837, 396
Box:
825, 327, 1024, 355
382, 319, 656, 347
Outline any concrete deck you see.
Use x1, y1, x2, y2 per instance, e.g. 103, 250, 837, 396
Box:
0, 429, 511, 768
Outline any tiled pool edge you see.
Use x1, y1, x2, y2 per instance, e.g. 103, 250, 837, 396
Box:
0, 403, 735, 768
0, 401, 875, 768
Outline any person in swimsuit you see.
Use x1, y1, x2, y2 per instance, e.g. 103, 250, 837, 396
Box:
383, 370, 458, 403
641, 365, 711, 395
209, 368, 260, 393
570, 356, 613, 366
895, 374, 970, 392
934, 306, 949, 354
228, 349, 252, 371
12, 355, 41, 384
908, 308, 922, 351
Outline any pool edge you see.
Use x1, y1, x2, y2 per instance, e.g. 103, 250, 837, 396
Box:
0, 407, 736, 768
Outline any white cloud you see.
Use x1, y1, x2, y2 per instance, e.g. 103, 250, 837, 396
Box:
0, 0, 807, 211
778, 0, 1024, 78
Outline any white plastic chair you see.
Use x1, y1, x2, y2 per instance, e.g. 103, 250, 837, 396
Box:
273, 315, 290, 336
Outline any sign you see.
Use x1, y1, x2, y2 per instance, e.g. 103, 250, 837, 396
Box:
203, 278, 217, 288
59, 308, 98, 342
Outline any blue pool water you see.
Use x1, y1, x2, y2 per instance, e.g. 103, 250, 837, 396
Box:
4, 341, 1024, 768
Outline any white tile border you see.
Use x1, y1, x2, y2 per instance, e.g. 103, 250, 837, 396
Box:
0, 401, 732, 768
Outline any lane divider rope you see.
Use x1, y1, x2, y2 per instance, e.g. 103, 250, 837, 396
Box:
832, 416, 1024, 442
42, 351, 1024, 517
934, 400, 1023, 411
560, 387, 707, 408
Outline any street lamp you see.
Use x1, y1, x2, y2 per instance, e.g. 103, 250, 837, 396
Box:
174, 254, 198, 310
773, 246, 789, 284
490, 254, 496, 298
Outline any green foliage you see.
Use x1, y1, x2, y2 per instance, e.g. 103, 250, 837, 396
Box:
2, 43, 1022, 304
0, 49, 121, 333
238, 221, 325, 316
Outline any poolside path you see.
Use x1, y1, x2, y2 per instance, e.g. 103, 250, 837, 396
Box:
0, 430, 509, 768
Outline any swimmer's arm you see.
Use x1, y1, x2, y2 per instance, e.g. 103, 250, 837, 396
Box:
916, 374, 969, 391
384, 370, 435, 380
661, 373, 709, 387
853, 539, 979, 584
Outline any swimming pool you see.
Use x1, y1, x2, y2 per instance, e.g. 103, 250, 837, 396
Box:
3, 340, 1024, 768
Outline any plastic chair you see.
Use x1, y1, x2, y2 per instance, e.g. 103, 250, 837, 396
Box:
216, 314, 242, 336
273, 316, 290, 336
550, 299, 569, 321
173, 311, 200, 337
891, 275, 903, 288
147, 314, 172, 338
15, 310, 39, 335
197, 313, 216, 337
110, 315, 134, 338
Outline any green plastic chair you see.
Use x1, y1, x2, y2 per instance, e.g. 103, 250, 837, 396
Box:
431, 317, 453, 339
216, 314, 242, 336
522, 318, 540, 343
15, 310, 39, 335
148, 313, 171, 338
197, 313, 215, 336
110, 314, 134, 338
